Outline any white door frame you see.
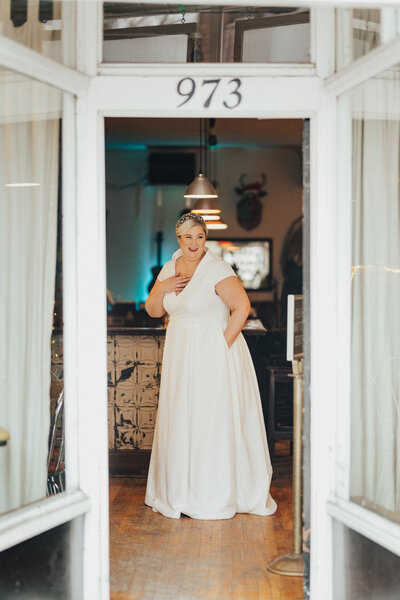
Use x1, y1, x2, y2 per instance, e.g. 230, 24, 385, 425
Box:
2, 2, 400, 599
0, 3, 337, 598
324, 19, 400, 559
89, 10, 336, 600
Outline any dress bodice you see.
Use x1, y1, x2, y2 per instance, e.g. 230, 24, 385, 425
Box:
158, 248, 236, 327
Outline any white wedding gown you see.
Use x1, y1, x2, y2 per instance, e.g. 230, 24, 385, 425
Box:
145, 248, 277, 519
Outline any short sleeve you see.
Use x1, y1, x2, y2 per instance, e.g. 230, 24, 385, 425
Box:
157, 260, 173, 282
212, 259, 237, 286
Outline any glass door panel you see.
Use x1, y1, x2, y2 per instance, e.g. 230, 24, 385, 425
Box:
0, 0, 77, 67
347, 65, 400, 521
333, 520, 400, 600
0, 66, 72, 515
103, 3, 311, 64
352, 9, 381, 60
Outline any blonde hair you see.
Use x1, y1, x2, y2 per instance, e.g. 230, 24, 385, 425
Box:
175, 213, 208, 238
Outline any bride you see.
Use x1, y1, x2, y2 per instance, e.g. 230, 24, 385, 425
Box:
144, 212, 277, 520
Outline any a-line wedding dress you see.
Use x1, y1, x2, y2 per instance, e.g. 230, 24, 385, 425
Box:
145, 247, 277, 519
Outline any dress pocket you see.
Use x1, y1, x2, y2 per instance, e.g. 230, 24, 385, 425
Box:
222, 330, 230, 351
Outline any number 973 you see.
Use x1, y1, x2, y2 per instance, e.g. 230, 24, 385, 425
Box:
176, 77, 242, 109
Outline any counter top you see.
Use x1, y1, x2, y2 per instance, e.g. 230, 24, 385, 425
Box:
108, 319, 267, 337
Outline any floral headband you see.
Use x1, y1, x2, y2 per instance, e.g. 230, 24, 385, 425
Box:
175, 213, 206, 229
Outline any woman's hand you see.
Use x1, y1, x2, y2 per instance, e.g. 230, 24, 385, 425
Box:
161, 273, 191, 295
216, 277, 251, 348
145, 273, 191, 317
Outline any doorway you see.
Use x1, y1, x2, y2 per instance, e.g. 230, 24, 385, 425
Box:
104, 116, 308, 598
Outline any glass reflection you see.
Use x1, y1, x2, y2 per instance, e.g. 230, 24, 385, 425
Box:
350, 64, 400, 521
0, 67, 65, 514
0, 0, 76, 67
352, 9, 381, 60
103, 4, 310, 64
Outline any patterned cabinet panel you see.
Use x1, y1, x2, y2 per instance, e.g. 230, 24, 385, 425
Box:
108, 334, 164, 450
107, 336, 115, 387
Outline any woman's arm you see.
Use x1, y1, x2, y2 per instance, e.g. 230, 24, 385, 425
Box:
215, 276, 251, 348
145, 274, 191, 318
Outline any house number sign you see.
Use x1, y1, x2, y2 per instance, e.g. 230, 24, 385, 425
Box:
176, 77, 242, 109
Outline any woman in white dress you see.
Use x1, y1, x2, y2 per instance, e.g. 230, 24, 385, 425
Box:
144, 213, 277, 520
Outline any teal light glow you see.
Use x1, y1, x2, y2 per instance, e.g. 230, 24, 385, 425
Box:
105, 141, 147, 151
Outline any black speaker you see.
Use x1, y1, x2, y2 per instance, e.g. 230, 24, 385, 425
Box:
148, 152, 196, 185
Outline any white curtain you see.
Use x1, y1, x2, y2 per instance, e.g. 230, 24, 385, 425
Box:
0, 1, 61, 513
350, 69, 400, 516
352, 9, 381, 60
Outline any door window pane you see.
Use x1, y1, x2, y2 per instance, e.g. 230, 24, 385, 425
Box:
0, 67, 70, 514
349, 65, 400, 521
332, 520, 400, 600
352, 9, 381, 60
103, 4, 310, 64
0, 517, 83, 600
0, 0, 76, 67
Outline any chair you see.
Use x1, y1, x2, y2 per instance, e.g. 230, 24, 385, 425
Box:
267, 366, 293, 460
47, 374, 65, 495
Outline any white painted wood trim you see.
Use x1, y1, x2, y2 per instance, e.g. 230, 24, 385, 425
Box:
76, 1, 103, 76
98, 63, 317, 77
78, 0, 400, 7
381, 9, 399, 42
336, 8, 353, 71
311, 7, 336, 78
62, 93, 80, 493
334, 95, 352, 502
0, 34, 88, 94
75, 91, 109, 600
327, 497, 400, 557
0, 491, 91, 552
309, 92, 337, 600
325, 35, 400, 96
74, 6, 110, 597
91, 74, 321, 117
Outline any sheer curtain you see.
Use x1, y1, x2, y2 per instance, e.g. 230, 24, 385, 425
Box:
0, 66, 61, 510
352, 9, 381, 60
350, 68, 400, 517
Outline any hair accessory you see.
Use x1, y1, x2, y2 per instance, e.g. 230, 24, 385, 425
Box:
176, 213, 206, 228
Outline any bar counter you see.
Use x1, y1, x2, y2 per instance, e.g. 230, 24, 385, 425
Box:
107, 320, 267, 475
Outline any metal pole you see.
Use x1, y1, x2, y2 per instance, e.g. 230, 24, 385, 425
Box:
267, 358, 304, 577
292, 359, 303, 556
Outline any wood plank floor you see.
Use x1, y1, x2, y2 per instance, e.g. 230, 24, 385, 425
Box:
109, 443, 303, 600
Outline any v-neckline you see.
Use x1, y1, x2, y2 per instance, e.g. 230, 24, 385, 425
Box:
173, 248, 208, 296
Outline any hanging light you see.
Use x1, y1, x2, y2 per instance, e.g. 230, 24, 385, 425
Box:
203, 215, 228, 230
185, 172, 218, 201
197, 213, 220, 220
185, 119, 219, 204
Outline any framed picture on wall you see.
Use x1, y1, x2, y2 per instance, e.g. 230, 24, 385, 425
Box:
206, 238, 273, 291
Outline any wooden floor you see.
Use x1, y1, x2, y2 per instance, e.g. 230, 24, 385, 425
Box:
109, 443, 303, 600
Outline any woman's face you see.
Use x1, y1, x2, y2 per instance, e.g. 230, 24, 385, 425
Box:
178, 224, 206, 261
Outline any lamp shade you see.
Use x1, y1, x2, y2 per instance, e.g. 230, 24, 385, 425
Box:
204, 216, 228, 230
191, 197, 221, 215
196, 213, 220, 220
184, 171, 218, 199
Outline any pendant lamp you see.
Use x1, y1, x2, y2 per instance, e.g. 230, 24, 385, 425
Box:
185, 119, 219, 207
185, 171, 218, 201
203, 215, 228, 230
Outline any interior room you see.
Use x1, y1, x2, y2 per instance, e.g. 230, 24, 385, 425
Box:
4, 2, 400, 599
104, 116, 304, 597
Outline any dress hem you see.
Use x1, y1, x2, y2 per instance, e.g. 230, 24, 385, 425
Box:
145, 499, 277, 520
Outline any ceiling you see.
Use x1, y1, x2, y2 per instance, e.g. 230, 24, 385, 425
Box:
105, 118, 303, 150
